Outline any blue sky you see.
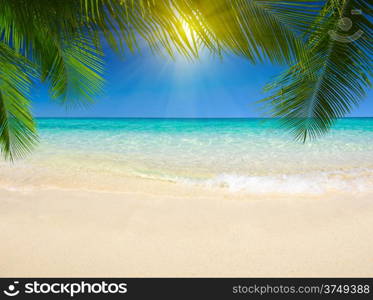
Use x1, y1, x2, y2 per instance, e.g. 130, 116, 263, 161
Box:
32, 45, 373, 118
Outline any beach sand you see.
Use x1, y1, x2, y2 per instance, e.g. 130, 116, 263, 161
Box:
1, 176, 373, 277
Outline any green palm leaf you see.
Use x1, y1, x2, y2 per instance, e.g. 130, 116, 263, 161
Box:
0, 43, 38, 160
260, 0, 372, 141
42, 34, 105, 107
0, 0, 106, 106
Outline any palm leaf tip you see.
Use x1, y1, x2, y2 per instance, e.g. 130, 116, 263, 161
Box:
0, 91, 38, 161
0, 44, 38, 161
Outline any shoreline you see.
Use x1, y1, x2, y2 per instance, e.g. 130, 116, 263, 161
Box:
1, 156, 372, 198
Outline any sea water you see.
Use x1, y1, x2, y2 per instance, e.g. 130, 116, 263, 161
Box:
25, 118, 373, 196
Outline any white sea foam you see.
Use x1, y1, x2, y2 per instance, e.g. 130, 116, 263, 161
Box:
178, 169, 373, 195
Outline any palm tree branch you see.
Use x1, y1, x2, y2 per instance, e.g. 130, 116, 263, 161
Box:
0, 43, 38, 160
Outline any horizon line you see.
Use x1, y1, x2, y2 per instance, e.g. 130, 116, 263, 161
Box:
34, 116, 373, 119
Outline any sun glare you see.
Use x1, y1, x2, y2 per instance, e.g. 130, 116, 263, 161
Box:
171, 19, 203, 66
182, 20, 195, 44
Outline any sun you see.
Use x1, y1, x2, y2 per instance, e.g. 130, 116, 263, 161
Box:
182, 20, 195, 43
178, 19, 200, 58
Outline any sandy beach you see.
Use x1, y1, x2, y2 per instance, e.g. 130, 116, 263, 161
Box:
1, 118, 372, 277
1, 0, 372, 283
1, 176, 373, 277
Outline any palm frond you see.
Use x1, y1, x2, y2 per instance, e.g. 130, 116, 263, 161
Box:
81, 0, 317, 63
0, 43, 38, 160
0, 0, 106, 107
177, 0, 319, 63
42, 34, 105, 107
260, 0, 372, 141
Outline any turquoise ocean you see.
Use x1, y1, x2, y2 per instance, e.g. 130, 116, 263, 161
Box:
2, 118, 372, 196
21, 117, 371, 196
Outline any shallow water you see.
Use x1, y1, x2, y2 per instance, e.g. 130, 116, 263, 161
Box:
2, 118, 373, 196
